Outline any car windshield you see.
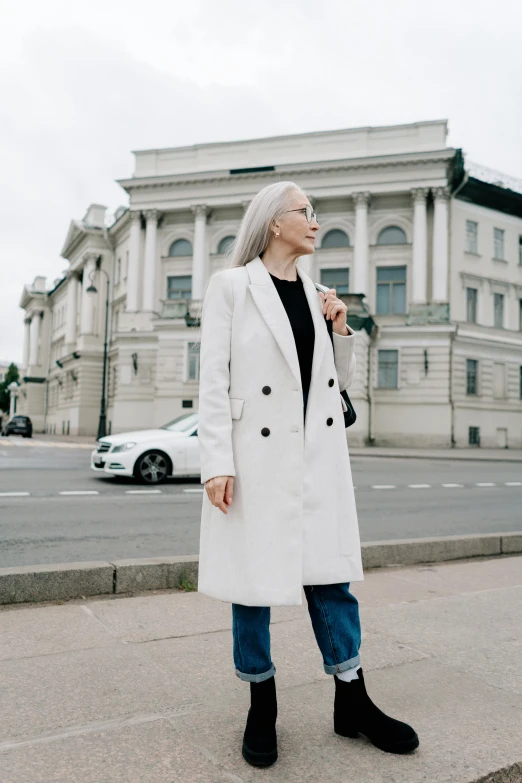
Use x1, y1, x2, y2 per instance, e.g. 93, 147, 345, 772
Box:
160, 413, 199, 432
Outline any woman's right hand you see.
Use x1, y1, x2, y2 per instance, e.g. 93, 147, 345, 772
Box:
205, 476, 234, 514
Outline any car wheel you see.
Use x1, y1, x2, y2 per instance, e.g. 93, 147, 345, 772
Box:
134, 450, 171, 484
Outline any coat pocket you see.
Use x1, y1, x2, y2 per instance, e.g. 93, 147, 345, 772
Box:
229, 397, 245, 420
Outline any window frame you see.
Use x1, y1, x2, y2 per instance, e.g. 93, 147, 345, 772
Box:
168, 238, 193, 258
377, 348, 399, 389
466, 287, 478, 324
376, 226, 408, 246
319, 267, 350, 295
321, 228, 351, 249
493, 292, 504, 329
493, 227, 505, 261
185, 340, 201, 382
466, 358, 479, 396
465, 220, 479, 255
166, 275, 192, 301
375, 265, 407, 315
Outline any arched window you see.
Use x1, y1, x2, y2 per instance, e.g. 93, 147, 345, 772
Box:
321, 229, 350, 249
168, 239, 193, 257
217, 235, 235, 255
376, 226, 407, 245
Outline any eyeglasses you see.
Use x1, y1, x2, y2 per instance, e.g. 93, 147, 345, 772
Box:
285, 205, 317, 223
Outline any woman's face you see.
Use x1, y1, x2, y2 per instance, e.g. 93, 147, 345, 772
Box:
273, 190, 320, 256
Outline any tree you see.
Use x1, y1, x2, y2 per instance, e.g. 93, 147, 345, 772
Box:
0, 363, 20, 413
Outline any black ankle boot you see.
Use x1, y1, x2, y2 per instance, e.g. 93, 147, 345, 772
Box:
242, 675, 278, 767
334, 667, 419, 754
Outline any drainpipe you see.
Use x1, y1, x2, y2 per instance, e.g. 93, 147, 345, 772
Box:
449, 323, 458, 447
367, 326, 377, 445
447, 158, 468, 449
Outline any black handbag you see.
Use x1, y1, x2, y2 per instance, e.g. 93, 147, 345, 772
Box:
314, 283, 357, 428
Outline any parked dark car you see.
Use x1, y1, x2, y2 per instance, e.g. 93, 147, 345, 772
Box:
2, 415, 33, 438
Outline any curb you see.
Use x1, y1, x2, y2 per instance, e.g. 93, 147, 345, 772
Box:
0, 534, 520, 606
348, 449, 522, 462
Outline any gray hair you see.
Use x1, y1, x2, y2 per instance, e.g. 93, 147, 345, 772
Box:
194, 180, 302, 351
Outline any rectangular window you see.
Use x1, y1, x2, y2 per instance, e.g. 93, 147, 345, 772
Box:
466, 359, 478, 395
466, 220, 478, 254
469, 426, 480, 446
494, 292, 504, 328
376, 266, 407, 315
493, 228, 505, 260
466, 288, 477, 323
187, 341, 200, 381
116, 257, 121, 285
320, 267, 349, 295
377, 349, 399, 389
167, 275, 192, 300
493, 362, 506, 399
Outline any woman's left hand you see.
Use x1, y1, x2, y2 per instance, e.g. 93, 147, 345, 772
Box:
319, 288, 349, 335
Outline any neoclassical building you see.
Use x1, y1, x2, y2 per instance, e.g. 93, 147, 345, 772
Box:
18, 120, 522, 447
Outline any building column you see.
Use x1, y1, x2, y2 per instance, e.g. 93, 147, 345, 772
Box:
142, 209, 159, 311
80, 254, 97, 334
126, 211, 142, 312
432, 187, 450, 303
65, 274, 79, 347
28, 313, 40, 366
411, 188, 429, 304
353, 192, 370, 296
23, 318, 31, 369
191, 205, 209, 300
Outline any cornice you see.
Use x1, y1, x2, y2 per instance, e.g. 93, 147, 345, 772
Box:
117, 149, 456, 193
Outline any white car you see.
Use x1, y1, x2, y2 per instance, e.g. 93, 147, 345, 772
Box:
90, 412, 200, 484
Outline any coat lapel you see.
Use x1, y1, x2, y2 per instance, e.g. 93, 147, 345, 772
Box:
246, 256, 327, 395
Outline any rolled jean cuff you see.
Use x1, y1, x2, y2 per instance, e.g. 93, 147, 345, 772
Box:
235, 664, 276, 683
323, 653, 360, 676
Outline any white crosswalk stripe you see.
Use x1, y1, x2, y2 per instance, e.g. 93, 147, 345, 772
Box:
126, 489, 162, 494
59, 490, 99, 495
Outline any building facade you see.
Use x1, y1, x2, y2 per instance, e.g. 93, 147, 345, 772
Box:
18, 120, 522, 448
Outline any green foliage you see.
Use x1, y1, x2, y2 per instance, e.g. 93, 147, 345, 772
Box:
178, 575, 197, 592
0, 363, 20, 413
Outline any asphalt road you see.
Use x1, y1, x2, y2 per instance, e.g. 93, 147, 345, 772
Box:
0, 440, 520, 568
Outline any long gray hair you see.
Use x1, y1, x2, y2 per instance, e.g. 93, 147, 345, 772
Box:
194, 181, 302, 351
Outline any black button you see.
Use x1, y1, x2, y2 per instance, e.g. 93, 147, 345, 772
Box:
262, 386, 271, 395
326, 418, 333, 426
328, 378, 334, 387
261, 427, 270, 437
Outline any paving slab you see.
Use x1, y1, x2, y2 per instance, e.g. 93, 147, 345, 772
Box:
0, 555, 520, 782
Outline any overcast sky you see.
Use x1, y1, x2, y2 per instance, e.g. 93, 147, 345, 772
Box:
1, 0, 521, 364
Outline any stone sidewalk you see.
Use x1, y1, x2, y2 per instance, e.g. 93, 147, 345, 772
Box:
0, 555, 521, 783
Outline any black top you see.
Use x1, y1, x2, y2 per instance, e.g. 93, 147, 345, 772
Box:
269, 272, 315, 402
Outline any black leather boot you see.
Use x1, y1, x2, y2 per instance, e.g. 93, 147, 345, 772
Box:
334, 667, 419, 754
242, 675, 278, 767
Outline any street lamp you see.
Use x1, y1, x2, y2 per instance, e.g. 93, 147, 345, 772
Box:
86, 256, 110, 440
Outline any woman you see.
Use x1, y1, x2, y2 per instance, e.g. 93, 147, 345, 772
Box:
197, 181, 419, 767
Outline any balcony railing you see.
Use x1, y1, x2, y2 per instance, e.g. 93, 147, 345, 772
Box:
160, 298, 203, 325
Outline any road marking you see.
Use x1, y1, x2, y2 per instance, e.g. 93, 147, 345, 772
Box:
442, 483, 464, 488
408, 484, 431, 488
475, 482, 496, 487
59, 490, 100, 495
0, 491, 31, 496
183, 488, 204, 493
504, 482, 522, 486
372, 485, 396, 489
126, 489, 162, 494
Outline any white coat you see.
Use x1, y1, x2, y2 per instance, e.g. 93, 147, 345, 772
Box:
197, 256, 364, 606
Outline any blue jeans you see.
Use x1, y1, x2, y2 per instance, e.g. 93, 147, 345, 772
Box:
232, 583, 362, 682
